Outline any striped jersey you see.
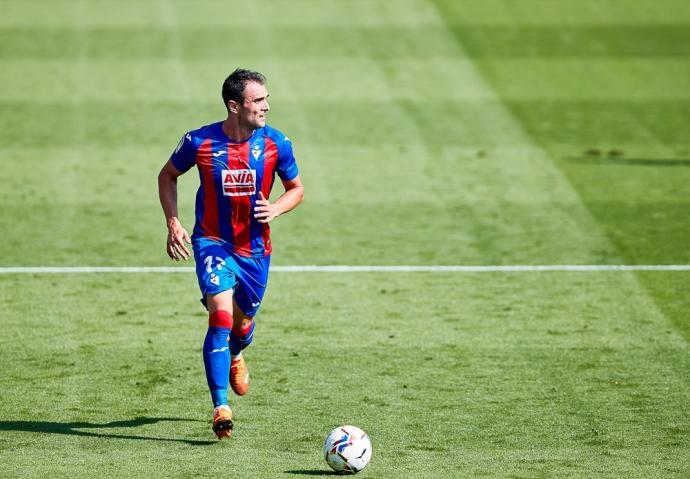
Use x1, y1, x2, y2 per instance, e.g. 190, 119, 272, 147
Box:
169, 121, 299, 257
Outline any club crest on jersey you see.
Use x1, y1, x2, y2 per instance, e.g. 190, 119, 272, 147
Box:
221, 169, 256, 196
251, 144, 262, 160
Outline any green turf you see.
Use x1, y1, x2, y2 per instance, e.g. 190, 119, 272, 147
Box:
1, 0, 688, 477
1, 272, 688, 477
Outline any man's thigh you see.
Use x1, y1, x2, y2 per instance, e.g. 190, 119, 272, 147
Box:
193, 239, 238, 301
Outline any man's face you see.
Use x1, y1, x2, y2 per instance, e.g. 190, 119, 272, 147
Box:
236, 81, 270, 129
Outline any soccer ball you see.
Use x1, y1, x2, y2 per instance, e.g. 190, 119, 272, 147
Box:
323, 425, 372, 474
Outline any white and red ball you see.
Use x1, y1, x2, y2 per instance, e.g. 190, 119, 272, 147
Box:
323, 425, 372, 474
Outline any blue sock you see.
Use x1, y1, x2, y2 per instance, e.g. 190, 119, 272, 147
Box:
230, 320, 256, 356
203, 326, 230, 407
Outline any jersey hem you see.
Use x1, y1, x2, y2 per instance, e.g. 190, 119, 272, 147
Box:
192, 234, 272, 258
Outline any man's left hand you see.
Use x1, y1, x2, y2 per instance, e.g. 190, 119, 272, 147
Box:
254, 192, 281, 223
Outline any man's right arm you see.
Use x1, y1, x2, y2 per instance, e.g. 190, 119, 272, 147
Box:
158, 160, 191, 261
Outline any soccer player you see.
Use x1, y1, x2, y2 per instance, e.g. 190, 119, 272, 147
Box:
157, 69, 304, 439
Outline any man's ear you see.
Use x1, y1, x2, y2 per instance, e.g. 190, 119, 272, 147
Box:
227, 100, 239, 114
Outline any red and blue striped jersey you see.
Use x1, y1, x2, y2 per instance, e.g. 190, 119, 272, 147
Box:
170, 121, 299, 257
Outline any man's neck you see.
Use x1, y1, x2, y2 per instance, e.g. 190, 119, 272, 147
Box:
222, 118, 255, 143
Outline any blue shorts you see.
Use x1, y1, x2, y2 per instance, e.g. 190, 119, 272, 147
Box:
193, 237, 271, 317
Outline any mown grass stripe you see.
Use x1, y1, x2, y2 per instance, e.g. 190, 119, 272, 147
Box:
2, 25, 687, 59
1, 265, 689, 274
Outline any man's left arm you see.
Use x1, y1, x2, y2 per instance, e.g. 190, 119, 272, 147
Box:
254, 176, 304, 223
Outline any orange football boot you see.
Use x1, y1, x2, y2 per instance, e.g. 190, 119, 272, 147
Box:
230, 355, 250, 396
212, 405, 233, 440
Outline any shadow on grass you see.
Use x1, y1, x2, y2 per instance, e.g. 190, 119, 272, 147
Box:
284, 471, 336, 476
0, 416, 215, 445
564, 156, 690, 167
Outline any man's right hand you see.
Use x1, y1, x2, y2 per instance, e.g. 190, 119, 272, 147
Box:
166, 217, 191, 261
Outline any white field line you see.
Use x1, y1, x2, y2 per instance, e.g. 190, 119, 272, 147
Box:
0, 265, 689, 274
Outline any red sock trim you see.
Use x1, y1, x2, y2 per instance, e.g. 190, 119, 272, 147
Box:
209, 310, 233, 328
232, 320, 254, 338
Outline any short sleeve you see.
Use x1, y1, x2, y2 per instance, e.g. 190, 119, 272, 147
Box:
276, 135, 299, 181
169, 132, 197, 173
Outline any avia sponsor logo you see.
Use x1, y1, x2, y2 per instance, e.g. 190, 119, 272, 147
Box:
221, 169, 256, 196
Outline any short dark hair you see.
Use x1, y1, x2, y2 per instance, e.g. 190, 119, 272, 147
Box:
222, 68, 266, 108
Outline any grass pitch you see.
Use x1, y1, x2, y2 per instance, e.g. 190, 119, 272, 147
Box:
1, 0, 689, 477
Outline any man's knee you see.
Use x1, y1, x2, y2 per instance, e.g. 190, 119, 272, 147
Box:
232, 299, 254, 330
233, 316, 253, 331
206, 290, 234, 314
232, 318, 254, 337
